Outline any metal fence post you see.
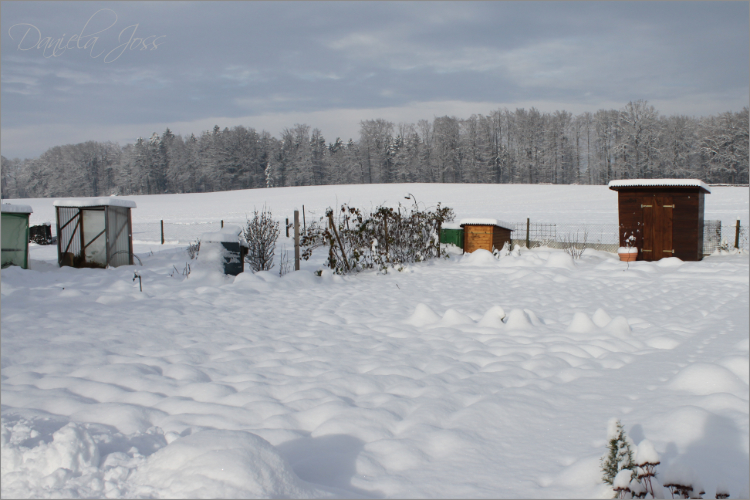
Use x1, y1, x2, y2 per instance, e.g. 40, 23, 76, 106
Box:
526, 218, 530, 249
161, 220, 164, 245
735, 220, 741, 249
294, 210, 300, 271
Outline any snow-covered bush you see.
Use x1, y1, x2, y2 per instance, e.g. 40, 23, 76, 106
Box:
634, 440, 660, 498
663, 463, 705, 499
563, 230, 588, 259
715, 482, 730, 499
493, 241, 512, 258
601, 419, 636, 486
613, 469, 635, 498
300, 197, 454, 274
187, 239, 200, 259
244, 207, 279, 272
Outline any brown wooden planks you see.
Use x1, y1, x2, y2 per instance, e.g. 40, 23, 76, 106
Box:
615, 187, 705, 261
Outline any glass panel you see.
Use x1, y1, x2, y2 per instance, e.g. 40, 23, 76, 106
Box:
83, 209, 107, 266
106, 207, 131, 267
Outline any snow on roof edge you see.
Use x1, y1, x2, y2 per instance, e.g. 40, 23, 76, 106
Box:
53, 197, 137, 208
1, 203, 33, 214
459, 218, 514, 230
607, 179, 711, 193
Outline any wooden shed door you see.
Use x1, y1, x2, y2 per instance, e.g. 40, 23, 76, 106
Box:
464, 226, 493, 253
641, 196, 673, 261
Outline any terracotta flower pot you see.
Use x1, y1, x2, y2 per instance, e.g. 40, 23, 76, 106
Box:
618, 252, 637, 262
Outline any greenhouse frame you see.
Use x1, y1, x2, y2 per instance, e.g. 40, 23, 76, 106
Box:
54, 197, 136, 268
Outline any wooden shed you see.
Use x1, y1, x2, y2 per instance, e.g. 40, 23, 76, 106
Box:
54, 197, 136, 268
608, 179, 711, 262
459, 218, 513, 254
1, 203, 33, 269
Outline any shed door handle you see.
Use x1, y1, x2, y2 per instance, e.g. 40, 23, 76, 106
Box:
642, 249, 652, 252
641, 204, 652, 208
663, 205, 675, 208
663, 249, 674, 254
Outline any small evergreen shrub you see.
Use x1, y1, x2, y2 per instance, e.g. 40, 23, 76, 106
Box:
601, 419, 636, 486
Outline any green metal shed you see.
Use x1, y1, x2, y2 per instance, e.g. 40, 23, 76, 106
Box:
2, 203, 33, 269
440, 226, 464, 249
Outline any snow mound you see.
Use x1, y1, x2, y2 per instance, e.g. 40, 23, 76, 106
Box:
504, 309, 534, 330
459, 248, 497, 265
545, 252, 575, 269
635, 439, 660, 465
591, 308, 612, 328
441, 309, 474, 326
663, 462, 698, 488
613, 469, 634, 489
5, 421, 100, 476
657, 257, 684, 268
1, 421, 101, 498
193, 242, 231, 276
645, 336, 681, 350
603, 316, 633, 336
667, 363, 747, 396
405, 303, 442, 326
130, 430, 326, 499
566, 312, 598, 333
478, 306, 506, 328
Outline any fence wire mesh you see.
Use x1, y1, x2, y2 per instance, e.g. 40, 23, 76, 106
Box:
508, 220, 747, 255
510, 222, 620, 252
705, 221, 748, 254
132, 221, 232, 245
127, 218, 747, 256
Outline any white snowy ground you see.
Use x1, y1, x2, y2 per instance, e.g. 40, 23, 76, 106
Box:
2, 184, 748, 499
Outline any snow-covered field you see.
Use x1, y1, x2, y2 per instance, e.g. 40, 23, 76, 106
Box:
2, 184, 748, 498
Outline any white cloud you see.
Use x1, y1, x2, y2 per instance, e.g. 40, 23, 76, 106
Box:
219, 65, 266, 85
55, 69, 103, 85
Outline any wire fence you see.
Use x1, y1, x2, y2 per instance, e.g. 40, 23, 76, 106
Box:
703, 220, 749, 254
129, 218, 748, 256
131, 221, 237, 245
508, 220, 748, 255
510, 222, 621, 253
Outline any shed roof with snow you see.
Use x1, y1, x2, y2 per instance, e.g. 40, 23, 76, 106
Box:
459, 218, 514, 230
53, 197, 137, 208
2, 203, 34, 214
608, 179, 711, 194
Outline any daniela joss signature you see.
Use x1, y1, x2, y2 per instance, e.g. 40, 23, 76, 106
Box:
8, 8, 166, 63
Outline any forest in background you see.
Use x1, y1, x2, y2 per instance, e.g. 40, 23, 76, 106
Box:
2, 100, 747, 199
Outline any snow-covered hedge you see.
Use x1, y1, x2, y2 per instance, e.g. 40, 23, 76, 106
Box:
300, 196, 454, 274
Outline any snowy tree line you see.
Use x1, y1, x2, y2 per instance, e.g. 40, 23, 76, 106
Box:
2, 101, 747, 199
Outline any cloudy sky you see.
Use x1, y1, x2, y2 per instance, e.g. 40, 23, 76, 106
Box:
2, 1, 748, 160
